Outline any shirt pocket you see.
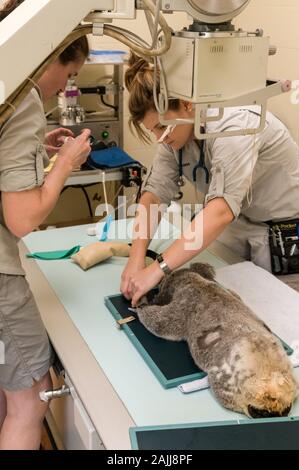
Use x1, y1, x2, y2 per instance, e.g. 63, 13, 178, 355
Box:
206, 164, 225, 200
35, 143, 49, 187
141, 165, 153, 191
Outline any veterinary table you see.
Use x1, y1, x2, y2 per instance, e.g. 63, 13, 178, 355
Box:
19, 219, 299, 450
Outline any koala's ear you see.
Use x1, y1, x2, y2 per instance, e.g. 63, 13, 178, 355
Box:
138, 295, 149, 307
190, 263, 216, 281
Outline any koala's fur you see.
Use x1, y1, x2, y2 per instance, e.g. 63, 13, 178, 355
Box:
137, 263, 298, 418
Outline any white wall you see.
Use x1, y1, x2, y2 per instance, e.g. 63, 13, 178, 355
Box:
237, 0, 299, 144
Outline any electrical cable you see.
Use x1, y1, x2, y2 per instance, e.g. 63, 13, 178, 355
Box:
153, 56, 169, 115
0, 0, 172, 125
145, 0, 161, 49
45, 105, 58, 119
60, 184, 99, 218
102, 171, 109, 217
100, 95, 118, 112
80, 186, 93, 218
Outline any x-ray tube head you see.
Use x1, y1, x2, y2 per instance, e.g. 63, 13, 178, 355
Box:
160, 0, 250, 24
187, 0, 250, 17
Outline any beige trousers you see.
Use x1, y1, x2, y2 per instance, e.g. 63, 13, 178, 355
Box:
217, 215, 271, 272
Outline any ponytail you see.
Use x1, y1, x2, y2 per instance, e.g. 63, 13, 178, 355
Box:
125, 52, 179, 143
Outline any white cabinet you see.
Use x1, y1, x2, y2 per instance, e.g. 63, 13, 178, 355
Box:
47, 368, 105, 450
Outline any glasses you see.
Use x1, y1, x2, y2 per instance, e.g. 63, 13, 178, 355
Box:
157, 124, 177, 143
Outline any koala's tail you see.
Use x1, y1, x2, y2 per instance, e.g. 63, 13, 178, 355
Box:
190, 263, 216, 281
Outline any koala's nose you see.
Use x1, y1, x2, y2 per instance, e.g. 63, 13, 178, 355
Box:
248, 404, 291, 418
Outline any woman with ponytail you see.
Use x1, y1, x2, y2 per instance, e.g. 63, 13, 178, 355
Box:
121, 53, 299, 307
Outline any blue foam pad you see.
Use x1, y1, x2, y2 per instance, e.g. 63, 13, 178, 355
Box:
89, 147, 139, 168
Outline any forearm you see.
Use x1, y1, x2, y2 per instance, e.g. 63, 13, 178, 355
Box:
130, 191, 165, 259
162, 198, 234, 270
36, 157, 73, 222
2, 157, 72, 237
129, 198, 234, 307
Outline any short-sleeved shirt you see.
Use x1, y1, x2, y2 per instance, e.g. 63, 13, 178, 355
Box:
142, 106, 299, 223
0, 89, 49, 275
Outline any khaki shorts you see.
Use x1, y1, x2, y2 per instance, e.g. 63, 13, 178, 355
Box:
217, 215, 271, 272
0, 274, 54, 391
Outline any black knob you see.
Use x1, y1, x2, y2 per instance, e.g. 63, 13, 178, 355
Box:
108, 141, 117, 148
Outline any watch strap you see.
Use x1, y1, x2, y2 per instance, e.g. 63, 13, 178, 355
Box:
156, 253, 171, 275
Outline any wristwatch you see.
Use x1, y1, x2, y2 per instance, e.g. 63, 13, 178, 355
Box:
156, 253, 171, 275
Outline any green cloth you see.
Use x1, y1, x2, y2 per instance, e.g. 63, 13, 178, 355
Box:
26, 245, 81, 260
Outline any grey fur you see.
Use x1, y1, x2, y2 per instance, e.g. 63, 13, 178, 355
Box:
137, 263, 298, 417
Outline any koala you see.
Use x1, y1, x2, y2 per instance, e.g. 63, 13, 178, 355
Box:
137, 263, 298, 418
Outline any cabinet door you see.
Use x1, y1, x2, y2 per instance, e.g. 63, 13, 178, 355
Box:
47, 370, 105, 450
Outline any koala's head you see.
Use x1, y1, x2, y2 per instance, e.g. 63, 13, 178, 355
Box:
230, 338, 298, 418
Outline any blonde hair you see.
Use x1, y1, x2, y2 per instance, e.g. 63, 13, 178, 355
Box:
0, 0, 24, 21
125, 52, 179, 143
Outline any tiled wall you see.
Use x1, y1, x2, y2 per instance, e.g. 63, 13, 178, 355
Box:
90, 2, 299, 202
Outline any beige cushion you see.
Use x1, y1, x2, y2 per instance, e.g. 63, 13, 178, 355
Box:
72, 242, 131, 271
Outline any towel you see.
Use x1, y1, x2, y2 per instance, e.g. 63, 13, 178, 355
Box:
26, 246, 81, 260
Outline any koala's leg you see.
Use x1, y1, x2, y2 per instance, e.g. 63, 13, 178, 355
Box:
137, 302, 187, 341
208, 373, 241, 414
226, 288, 243, 301
190, 263, 216, 281
152, 279, 173, 306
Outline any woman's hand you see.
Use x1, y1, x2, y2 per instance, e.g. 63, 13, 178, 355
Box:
56, 129, 91, 172
121, 257, 146, 300
128, 262, 164, 308
45, 128, 74, 157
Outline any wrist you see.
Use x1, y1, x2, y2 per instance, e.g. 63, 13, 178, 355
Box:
130, 241, 148, 259
152, 259, 166, 282
156, 253, 171, 275
54, 152, 73, 175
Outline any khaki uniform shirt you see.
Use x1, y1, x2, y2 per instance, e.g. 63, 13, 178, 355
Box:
0, 89, 49, 275
142, 106, 299, 223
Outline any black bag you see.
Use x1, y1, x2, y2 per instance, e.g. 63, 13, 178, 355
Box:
268, 219, 299, 275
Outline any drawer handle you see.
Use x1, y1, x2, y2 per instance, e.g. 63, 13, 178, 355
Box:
39, 385, 71, 403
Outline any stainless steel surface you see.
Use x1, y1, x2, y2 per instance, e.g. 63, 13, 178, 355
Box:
47, 62, 124, 150
60, 105, 86, 127
40, 385, 71, 403
188, 0, 250, 16
65, 169, 123, 186
174, 29, 248, 38
47, 120, 122, 150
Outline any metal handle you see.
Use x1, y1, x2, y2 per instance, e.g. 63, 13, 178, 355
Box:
39, 385, 71, 403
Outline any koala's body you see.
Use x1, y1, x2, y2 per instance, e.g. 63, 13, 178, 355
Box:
137, 263, 298, 418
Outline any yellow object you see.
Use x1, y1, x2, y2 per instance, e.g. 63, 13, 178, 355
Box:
116, 317, 136, 329
71, 241, 131, 271
45, 154, 58, 173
